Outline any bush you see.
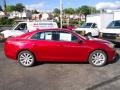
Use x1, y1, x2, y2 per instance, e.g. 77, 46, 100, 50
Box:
79, 21, 85, 25
0, 18, 15, 25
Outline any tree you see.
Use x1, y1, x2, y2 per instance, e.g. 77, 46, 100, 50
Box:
64, 8, 75, 15
15, 3, 25, 12
53, 8, 60, 17
0, 5, 3, 11
5, 3, 25, 12
5, 5, 16, 12
32, 9, 39, 14
3, 0, 6, 10
78, 5, 91, 21
89, 7, 99, 14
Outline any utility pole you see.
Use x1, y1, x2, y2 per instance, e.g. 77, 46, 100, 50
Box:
3, 0, 7, 15
60, 0, 63, 28
3, 0, 6, 11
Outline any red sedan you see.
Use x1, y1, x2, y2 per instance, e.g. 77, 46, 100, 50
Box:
4, 29, 116, 67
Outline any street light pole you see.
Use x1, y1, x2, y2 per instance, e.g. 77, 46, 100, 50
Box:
60, 0, 63, 28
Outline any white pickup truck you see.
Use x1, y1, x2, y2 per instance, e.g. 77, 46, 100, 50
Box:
0, 21, 58, 41
74, 22, 99, 37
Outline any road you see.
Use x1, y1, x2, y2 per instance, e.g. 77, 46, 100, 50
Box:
0, 43, 120, 90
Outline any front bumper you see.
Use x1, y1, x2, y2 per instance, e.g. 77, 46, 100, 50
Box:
101, 33, 120, 45
102, 33, 118, 39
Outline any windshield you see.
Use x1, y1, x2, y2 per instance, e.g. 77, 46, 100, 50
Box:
80, 23, 96, 28
10, 22, 19, 30
107, 20, 120, 29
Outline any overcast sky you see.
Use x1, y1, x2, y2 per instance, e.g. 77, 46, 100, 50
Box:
1, 0, 120, 11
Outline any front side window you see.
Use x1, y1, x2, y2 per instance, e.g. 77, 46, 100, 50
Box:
80, 23, 93, 28
107, 21, 120, 28
59, 32, 72, 41
15, 23, 27, 31
45, 32, 52, 40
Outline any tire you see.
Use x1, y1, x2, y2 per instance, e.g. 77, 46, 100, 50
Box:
87, 32, 92, 36
18, 51, 35, 67
89, 50, 107, 67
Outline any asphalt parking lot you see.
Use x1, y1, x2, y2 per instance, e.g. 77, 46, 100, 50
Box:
0, 43, 120, 90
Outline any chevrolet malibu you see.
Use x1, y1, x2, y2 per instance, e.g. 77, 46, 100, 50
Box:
4, 29, 116, 67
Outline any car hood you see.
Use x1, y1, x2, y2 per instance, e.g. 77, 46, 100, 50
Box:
100, 28, 120, 33
1, 30, 25, 38
74, 28, 90, 31
88, 38, 110, 44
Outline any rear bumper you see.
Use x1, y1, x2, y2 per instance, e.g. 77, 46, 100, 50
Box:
4, 41, 19, 60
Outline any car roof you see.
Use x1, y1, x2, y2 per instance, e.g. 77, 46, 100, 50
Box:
33, 28, 72, 33
17, 28, 86, 41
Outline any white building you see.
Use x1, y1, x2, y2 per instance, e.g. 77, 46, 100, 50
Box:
41, 13, 49, 20
32, 14, 42, 20
9, 10, 32, 19
32, 13, 51, 20
0, 11, 5, 18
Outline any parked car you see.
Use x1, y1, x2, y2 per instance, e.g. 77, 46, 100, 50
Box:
4, 29, 116, 67
0, 21, 58, 41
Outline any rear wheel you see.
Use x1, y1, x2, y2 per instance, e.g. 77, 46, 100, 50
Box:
18, 51, 35, 67
89, 50, 107, 67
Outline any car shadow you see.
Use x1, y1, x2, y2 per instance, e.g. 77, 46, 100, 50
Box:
115, 45, 120, 48
34, 48, 120, 67
34, 61, 88, 67
34, 53, 120, 67
86, 74, 120, 90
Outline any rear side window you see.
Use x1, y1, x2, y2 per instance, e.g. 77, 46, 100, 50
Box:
31, 32, 52, 40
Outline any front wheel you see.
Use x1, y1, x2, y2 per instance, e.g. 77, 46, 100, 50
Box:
89, 50, 107, 67
18, 51, 35, 67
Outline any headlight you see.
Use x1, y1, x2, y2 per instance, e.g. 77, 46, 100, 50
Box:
105, 42, 115, 48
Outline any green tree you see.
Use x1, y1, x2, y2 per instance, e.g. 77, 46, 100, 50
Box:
78, 5, 91, 21
53, 8, 60, 17
64, 8, 75, 14
0, 5, 3, 11
15, 3, 25, 12
5, 5, 16, 12
5, 3, 25, 12
89, 7, 99, 14
32, 9, 39, 14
